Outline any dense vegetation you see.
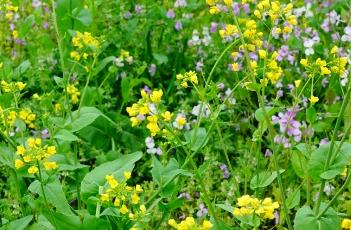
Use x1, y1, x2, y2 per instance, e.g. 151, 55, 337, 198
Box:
0, 0, 351, 229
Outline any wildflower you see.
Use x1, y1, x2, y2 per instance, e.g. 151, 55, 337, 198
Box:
294, 80, 301, 88
168, 217, 212, 230
43, 162, 58, 170
15, 159, 24, 169
300, 58, 308, 67
342, 218, 351, 230
150, 89, 163, 103
124, 171, 132, 180
120, 205, 129, 214
28, 166, 39, 174
309, 95, 319, 104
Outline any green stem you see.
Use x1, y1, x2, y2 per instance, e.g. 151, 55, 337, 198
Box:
315, 76, 351, 214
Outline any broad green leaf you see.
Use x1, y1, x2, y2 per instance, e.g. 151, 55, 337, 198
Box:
286, 189, 300, 209
294, 204, 341, 230
72, 8, 92, 26
0, 144, 14, 168
54, 129, 79, 142
250, 170, 285, 189
28, 179, 73, 215
184, 127, 209, 152
216, 203, 234, 213
0, 215, 33, 230
306, 107, 317, 124
68, 107, 103, 132
93, 56, 116, 76
42, 211, 81, 230
80, 151, 142, 202
290, 150, 308, 178
308, 142, 351, 181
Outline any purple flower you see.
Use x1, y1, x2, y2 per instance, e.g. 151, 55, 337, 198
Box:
174, 0, 187, 8
210, 22, 218, 33
178, 192, 191, 200
166, 9, 175, 19
148, 64, 156, 76
232, 3, 240, 15
272, 107, 302, 145
219, 163, 230, 179
175, 21, 182, 31
197, 203, 208, 217
41, 129, 50, 139
265, 149, 272, 157
195, 61, 203, 72
134, 4, 143, 14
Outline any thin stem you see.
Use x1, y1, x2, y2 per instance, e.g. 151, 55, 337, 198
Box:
315, 76, 351, 214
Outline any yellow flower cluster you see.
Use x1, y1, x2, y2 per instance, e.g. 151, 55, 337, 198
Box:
15, 138, 58, 174
206, 0, 237, 15
0, 107, 17, 128
168, 217, 213, 230
265, 52, 283, 84
70, 31, 100, 61
1, 80, 26, 93
300, 46, 348, 77
126, 89, 172, 136
100, 173, 146, 220
342, 218, 351, 230
254, 1, 296, 35
2, 1, 18, 21
176, 71, 199, 88
19, 109, 36, 129
232, 195, 279, 220
66, 84, 80, 104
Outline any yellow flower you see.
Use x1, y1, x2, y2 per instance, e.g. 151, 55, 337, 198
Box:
16, 146, 26, 156
202, 220, 213, 230
100, 193, 109, 202
140, 204, 146, 213
119, 204, 129, 214
300, 58, 308, 67
168, 219, 178, 228
46, 146, 56, 156
320, 66, 331, 75
124, 171, 132, 180
15, 159, 24, 169
135, 184, 143, 193
294, 80, 301, 88
309, 95, 319, 104
114, 198, 120, 206
162, 111, 172, 122
258, 50, 267, 59
28, 166, 39, 174
131, 193, 140, 204
44, 162, 58, 170
209, 6, 220, 14
150, 89, 163, 103
330, 46, 338, 54
231, 63, 240, 71
342, 218, 351, 229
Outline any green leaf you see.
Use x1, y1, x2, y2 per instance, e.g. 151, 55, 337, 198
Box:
28, 179, 73, 215
0, 144, 14, 168
0, 215, 33, 230
152, 156, 192, 189
80, 151, 142, 202
308, 142, 351, 181
306, 107, 317, 124
19, 15, 34, 37
216, 203, 234, 213
72, 8, 92, 26
290, 150, 308, 178
68, 107, 103, 132
286, 189, 300, 209
255, 107, 277, 122
184, 127, 209, 152
250, 170, 285, 189
54, 129, 79, 142
42, 211, 81, 230
294, 204, 341, 230
153, 53, 168, 65
93, 56, 116, 76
